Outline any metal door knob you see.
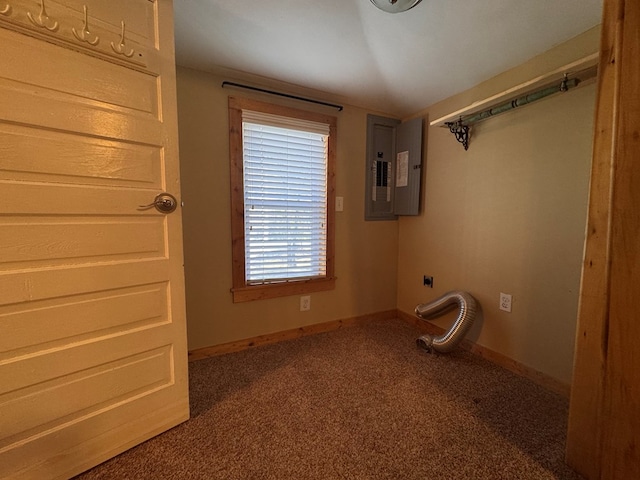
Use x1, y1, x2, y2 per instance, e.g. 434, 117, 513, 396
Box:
139, 193, 178, 213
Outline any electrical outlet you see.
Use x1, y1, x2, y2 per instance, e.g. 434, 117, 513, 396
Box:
300, 295, 311, 311
499, 292, 512, 313
335, 196, 344, 212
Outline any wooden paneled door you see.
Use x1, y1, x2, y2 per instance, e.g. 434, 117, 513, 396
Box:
0, 1, 189, 478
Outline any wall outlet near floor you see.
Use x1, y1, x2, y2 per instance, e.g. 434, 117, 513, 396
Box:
300, 295, 311, 311
499, 292, 512, 313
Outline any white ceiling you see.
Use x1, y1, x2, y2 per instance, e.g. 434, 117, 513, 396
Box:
173, 0, 603, 117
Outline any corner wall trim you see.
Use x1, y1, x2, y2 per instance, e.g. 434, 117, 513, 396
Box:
221, 81, 344, 111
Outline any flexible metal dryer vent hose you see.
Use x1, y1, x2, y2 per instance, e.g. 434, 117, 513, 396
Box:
415, 291, 477, 353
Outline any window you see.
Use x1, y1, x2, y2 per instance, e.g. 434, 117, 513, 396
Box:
229, 97, 336, 302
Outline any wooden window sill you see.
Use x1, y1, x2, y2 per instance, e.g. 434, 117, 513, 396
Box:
231, 277, 336, 303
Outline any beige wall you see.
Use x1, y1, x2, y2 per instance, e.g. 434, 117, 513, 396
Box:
176, 67, 399, 351
397, 27, 600, 385
177, 26, 600, 386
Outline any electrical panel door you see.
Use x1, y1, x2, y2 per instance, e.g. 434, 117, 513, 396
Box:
394, 116, 423, 215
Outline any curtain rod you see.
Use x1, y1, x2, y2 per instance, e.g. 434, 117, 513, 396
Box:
221, 81, 343, 111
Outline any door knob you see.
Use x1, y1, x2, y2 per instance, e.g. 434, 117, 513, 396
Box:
139, 193, 178, 213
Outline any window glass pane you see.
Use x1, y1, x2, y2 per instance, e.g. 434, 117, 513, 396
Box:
242, 121, 328, 283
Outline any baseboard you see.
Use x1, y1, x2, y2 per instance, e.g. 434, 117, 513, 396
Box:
189, 308, 571, 399
188, 309, 398, 362
396, 309, 571, 399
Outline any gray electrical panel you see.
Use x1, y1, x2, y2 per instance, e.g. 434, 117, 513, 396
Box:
365, 115, 423, 220
365, 115, 399, 220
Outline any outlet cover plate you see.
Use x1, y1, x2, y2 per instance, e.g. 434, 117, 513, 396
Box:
499, 292, 512, 313
300, 295, 311, 311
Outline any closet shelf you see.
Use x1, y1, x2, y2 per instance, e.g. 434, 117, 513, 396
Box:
430, 53, 599, 139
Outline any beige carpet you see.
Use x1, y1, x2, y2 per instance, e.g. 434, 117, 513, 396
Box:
76, 319, 583, 479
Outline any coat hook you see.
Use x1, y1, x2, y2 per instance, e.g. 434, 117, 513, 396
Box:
72, 5, 99, 45
111, 20, 134, 58
0, 3, 11, 16
27, 0, 59, 31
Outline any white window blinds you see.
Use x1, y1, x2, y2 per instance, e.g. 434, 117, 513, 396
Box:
242, 110, 329, 284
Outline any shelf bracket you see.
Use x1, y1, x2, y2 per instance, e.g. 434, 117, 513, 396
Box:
445, 118, 470, 151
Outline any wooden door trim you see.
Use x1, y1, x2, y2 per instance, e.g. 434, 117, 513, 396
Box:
566, 0, 640, 478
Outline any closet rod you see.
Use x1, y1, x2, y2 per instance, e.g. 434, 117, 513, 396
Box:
221, 81, 343, 111
461, 77, 579, 126
445, 74, 584, 150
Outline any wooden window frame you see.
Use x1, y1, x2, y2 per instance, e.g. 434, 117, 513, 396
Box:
228, 97, 336, 303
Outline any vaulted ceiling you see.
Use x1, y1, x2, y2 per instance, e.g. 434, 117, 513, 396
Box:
173, 0, 603, 117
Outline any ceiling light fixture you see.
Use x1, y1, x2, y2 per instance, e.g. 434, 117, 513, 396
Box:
370, 0, 422, 13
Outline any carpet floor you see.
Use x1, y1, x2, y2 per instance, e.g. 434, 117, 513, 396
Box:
75, 319, 583, 479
